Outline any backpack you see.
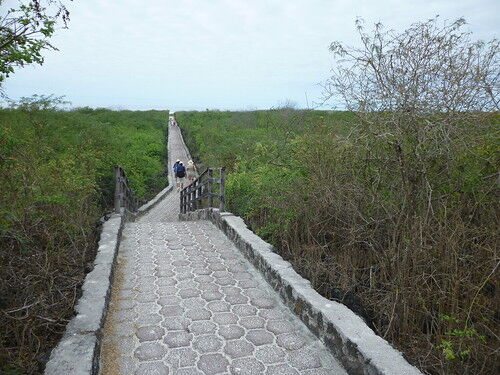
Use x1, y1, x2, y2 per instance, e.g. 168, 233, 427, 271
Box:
176, 164, 186, 177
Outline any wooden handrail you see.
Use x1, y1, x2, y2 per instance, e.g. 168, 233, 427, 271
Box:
114, 165, 138, 213
180, 167, 225, 214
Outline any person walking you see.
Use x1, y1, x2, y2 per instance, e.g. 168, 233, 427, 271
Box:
175, 161, 186, 191
187, 160, 196, 185
173, 159, 181, 189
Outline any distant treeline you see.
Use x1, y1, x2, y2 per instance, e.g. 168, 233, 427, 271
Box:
177, 109, 499, 375
0, 106, 168, 374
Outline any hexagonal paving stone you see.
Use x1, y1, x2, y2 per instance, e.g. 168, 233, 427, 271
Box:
186, 308, 212, 321
160, 305, 184, 317
255, 346, 286, 364
193, 335, 223, 353
177, 271, 195, 281
136, 292, 158, 303
197, 353, 229, 374
136, 325, 165, 342
240, 316, 265, 329
164, 331, 193, 348
225, 293, 249, 304
156, 277, 178, 287
213, 312, 238, 325
136, 313, 163, 325
218, 325, 245, 340
193, 268, 212, 276
198, 283, 220, 292
266, 320, 295, 335
258, 308, 285, 320
173, 260, 190, 266
178, 280, 199, 289
134, 342, 166, 361
189, 320, 217, 335
207, 301, 231, 312
194, 275, 214, 283
288, 349, 322, 370
135, 361, 169, 375
221, 286, 243, 296
224, 339, 254, 358
156, 269, 175, 277
265, 364, 300, 375
162, 317, 190, 331
158, 295, 182, 306
246, 330, 275, 346
232, 304, 257, 317
165, 347, 198, 367
201, 291, 224, 301
182, 297, 207, 309
176, 367, 202, 375
215, 277, 236, 286
250, 297, 276, 309
229, 357, 265, 375
243, 289, 267, 299
212, 270, 231, 278
179, 288, 200, 298
157, 286, 178, 296
276, 333, 306, 350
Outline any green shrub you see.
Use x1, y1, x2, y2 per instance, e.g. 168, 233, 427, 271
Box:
176, 109, 499, 375
0, 105, 168, 374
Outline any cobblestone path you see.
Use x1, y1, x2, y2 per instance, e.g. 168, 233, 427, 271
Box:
99, 121, 347, 375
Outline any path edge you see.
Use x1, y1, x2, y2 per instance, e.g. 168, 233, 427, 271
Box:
44, 213, 124, 375
180, 208, 422, 375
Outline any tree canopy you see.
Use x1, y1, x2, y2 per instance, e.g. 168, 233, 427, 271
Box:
0, 0, 70, 86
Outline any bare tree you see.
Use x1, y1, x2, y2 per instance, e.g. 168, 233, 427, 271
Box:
323, 17, 499, 129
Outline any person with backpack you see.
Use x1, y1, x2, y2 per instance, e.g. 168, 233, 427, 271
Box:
173, 159, 180, 174
175, 161, 186, 191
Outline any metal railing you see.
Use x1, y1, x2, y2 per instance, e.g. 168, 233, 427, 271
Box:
180, 167, 225, 214
114, 165, 138, 213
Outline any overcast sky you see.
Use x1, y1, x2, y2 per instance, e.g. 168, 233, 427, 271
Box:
2, 0, 499, 110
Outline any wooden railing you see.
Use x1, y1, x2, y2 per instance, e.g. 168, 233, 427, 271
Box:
180, 167, 225, 214
114, 165, 138, 213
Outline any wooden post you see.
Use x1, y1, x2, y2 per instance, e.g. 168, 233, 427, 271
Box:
193, 180, 197, 210
180, 190, 186, 214
208, 168, 213, 208
220, 167, 225, 212
114, 166, 121, 213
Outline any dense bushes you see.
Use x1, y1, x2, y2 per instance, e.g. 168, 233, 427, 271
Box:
176, 109, 499, 374
0, 105, 168, 374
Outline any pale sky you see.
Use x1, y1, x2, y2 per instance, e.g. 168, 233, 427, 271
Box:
2, 0, 499, 110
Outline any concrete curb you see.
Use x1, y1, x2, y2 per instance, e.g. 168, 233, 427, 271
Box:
135, 179, 174, 219
180, 208, 422, 375
44, 214, 124, 375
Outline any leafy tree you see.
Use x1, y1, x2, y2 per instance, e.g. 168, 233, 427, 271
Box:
0, 0, 70, 87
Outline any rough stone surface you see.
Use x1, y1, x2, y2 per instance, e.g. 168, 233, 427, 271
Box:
180, 207, 423, 375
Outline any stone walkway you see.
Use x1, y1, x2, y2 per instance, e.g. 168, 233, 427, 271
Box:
99, 121, 347, 375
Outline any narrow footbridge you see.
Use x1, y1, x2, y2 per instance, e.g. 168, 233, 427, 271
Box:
45, 121, 421, 375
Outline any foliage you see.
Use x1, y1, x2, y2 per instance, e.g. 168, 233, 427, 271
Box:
0, 103, 168, 374
0, 0, 70, 86
176, 106, 498, 374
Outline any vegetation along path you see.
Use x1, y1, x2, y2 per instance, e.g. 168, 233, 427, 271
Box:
99, 121, 347, 374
